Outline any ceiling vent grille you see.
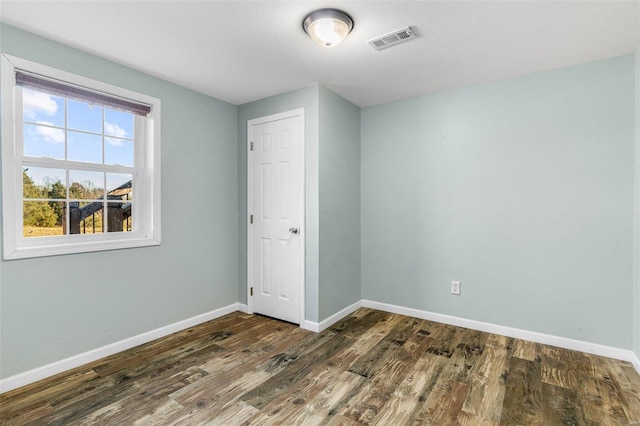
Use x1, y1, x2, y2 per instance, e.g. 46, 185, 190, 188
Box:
368, 27, 416, 51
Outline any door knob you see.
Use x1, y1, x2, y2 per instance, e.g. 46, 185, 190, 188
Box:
289, 227, 299, 234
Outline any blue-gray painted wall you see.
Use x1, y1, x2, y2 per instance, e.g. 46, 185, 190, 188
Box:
634, 50, 640, 358
0, 24, 239, 379
1, 23, 638, 382
237, 86, 321, 322
318, 86, 361, 319
237, 86, 362, 323
361, 54, 636, 349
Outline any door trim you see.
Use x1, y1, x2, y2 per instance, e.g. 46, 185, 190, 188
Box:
247, 108, 305, 326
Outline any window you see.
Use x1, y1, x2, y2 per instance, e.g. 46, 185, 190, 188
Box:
1, 54, 161, 259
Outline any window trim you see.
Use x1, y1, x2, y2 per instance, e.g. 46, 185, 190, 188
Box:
1, 53, 161, 260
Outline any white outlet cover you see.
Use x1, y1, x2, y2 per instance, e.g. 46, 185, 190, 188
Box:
451, 280, 461, 295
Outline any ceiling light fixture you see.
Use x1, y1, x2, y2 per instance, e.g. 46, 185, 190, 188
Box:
303, 8, 354, 48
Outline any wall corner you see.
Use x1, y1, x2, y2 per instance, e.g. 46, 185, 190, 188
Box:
634, 49, 640, 358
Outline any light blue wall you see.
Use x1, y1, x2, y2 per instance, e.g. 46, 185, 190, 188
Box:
634, 50, 640, 358
318, 87, 361, 319
237, 86, 321, 322
361, 55, 636, 349
0, 24, 239, 379
237, 86, 362, 324
1, 22, 637, 384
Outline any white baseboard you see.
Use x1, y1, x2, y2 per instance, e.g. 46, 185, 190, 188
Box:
362, 299, 640, 374
3, 300, 639, 395
631, 353, 640, 374
0, 303, 245, 394
302, 300, 363, 332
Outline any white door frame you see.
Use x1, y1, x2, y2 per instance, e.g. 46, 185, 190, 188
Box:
247, 108, 305, 325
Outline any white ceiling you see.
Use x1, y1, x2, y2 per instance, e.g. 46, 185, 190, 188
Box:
1, 1, 638, 107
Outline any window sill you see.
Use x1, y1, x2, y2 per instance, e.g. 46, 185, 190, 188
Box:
4, 235, 161, 260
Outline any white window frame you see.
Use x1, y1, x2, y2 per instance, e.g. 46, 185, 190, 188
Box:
1, 54, 161, 260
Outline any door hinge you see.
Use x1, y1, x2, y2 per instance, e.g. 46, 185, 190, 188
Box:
250, 287, 253, 296
250, 141, 254, 151
250, 214, 253, 224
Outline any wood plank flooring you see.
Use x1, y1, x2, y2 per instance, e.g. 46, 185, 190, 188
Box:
1, 308, 639, 425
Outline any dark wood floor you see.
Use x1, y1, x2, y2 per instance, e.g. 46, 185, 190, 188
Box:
1, 308, 639, 425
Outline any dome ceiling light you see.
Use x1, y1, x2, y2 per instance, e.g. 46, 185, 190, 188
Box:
302, 8, 354, 48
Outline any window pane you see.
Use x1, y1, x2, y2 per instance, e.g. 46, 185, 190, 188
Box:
107, 173, 133, 200
23, 201, 64, 237
68, 131, 102, 164
104, 108, 133, 139
69, 170, 104, 200
77, 202, 104, 234
23, 167, 66, 199
22, 88, 65, 127
5, 57, 159, 259
23, 123, 65, 159
105, 137, 133, 167
67, 99, 102, 133
107, 202, 132, 233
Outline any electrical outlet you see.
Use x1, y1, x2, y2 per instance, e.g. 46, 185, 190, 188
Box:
451, 280, 461, 295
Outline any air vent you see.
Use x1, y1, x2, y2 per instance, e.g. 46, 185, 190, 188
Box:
368, 27, 416, 50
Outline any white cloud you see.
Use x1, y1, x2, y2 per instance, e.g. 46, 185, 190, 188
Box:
105, 137, 124, 147
33, 121, 65, 144
105, 122, 127, 138
23, 89, 59, 119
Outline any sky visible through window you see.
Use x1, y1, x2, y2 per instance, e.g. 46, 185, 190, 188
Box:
23, 87, 134, 192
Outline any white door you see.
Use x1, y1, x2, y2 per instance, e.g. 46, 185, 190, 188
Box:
248, 109, 304, 324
